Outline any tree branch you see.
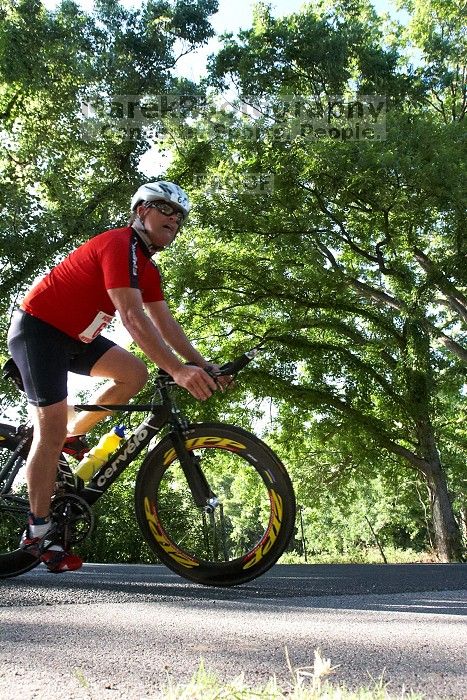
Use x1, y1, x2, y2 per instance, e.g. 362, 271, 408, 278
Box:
252, 369, 431, 473
0, 91, 22, 121
315, 241, 407, 312
264, 334, 405, 406
413, 247, 467, 324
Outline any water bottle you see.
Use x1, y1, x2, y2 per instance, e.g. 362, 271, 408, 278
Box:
75, 425, 126, 481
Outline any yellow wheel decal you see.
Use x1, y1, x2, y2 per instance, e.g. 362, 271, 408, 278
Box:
242, 490, 283, 570
163, 436, 246, 465
150, 436, 283, 571
144, 497, 199, 569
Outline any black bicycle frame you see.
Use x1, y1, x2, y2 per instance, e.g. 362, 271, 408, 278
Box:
80, 405, 171, 505
77, 401, 216, 509
1, 347, 261, 514
1, 395, 216, 514
0, 427, 31, 494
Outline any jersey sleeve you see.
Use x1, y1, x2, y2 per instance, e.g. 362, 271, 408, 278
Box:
99, 231, 140, 290
98, 229, 164, 302
141, 262, 165, 303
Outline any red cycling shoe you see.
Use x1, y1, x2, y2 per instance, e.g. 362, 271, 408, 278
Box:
62, 434, 89, 461
20, 528, 83, 573
40, 548, 83, 573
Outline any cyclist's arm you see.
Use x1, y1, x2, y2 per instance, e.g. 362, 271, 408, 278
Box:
144, 300, 207, 366
146, 300, 232, 391
107, 288, 216, 400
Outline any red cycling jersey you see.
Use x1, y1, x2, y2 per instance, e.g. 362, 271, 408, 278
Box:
21, 227, 164, 342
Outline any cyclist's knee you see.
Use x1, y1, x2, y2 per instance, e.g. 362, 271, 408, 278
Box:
132, 358, 149, 394
30, 420, 68, 456
126, 358, 148, 395
91, 347, 148, 395
29, 402, 68, 436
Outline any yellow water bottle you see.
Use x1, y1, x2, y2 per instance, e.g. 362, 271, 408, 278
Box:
75, 425, 125, 481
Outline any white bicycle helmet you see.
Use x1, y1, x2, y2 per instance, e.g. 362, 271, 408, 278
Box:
131, 181, 191, 218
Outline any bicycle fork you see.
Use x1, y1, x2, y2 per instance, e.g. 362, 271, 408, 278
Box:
169, 429, 219, 511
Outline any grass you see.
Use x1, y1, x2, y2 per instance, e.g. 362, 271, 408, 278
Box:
279, 547, 438, 566
160, 650, 423, 700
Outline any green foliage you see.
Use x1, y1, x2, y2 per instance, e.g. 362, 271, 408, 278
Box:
297, 474, 433, 560
0, 0, 218, 318
161, 0, 466, 561
400, 0, 466, 121
1, 0, 465, 564
162, 656, 424, 699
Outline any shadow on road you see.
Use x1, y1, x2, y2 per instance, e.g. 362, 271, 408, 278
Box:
1, 563, 466, 615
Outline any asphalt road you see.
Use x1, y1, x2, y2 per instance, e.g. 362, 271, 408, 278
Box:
1, 563, 466, 699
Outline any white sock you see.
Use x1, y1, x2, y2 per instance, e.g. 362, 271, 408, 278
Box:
30, 522, 50, 538
30, 523, 62, 551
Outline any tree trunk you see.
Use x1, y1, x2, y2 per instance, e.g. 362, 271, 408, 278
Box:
460, 508, 467, 543
416, 418, 464, 562
424, 461, 464, 562
404, 323, 465, 562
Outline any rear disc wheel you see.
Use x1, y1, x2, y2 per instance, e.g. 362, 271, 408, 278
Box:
0, 424, 38, 578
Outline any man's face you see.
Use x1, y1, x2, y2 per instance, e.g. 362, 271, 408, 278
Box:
137, 201, 184, 249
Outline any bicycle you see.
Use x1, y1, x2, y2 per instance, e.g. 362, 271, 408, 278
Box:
0, 348, 296, 586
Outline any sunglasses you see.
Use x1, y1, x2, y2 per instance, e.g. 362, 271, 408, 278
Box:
146, 201, 185, 225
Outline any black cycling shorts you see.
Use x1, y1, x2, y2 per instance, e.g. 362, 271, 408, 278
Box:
7, 309, 116, 407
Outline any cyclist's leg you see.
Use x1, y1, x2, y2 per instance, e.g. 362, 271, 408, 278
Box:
26, 401, 68, 518
7, 312, 72, 514
68, 343, 148, 435
21, 405, 83, 572
7, 311, 83, 570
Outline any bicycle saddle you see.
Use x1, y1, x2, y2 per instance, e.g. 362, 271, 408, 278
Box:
2, 358, 25, 392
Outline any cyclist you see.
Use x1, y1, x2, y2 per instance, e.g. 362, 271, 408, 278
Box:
7, 181, 219, 573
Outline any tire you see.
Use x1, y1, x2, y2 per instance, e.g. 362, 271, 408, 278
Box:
135, 423, 296, 587
0, 422, 39, 578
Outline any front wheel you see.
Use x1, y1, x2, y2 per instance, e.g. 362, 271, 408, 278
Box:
134, 423, 296, 587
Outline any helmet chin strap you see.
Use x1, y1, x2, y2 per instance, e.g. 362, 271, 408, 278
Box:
132, 215, 160, 254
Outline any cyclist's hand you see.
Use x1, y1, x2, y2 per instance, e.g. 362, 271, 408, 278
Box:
204, 363, 234, 391
172, 365, 218, 401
